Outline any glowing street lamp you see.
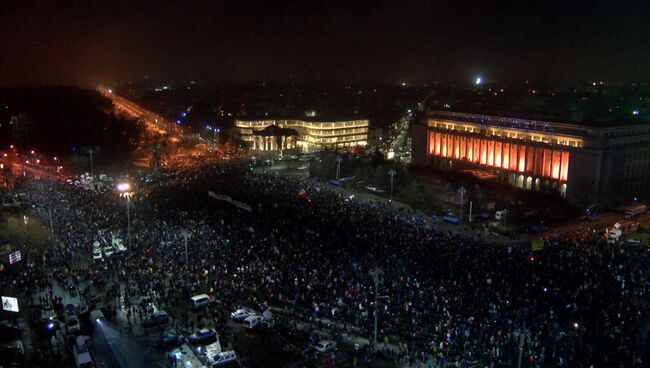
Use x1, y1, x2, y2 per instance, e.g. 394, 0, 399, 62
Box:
475, 76, 483, 86
116, 182, 130, 192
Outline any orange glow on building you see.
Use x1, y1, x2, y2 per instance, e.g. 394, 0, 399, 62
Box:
427, 132, 570, 182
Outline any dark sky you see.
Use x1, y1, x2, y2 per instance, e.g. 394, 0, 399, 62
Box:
1, 0, 648, 87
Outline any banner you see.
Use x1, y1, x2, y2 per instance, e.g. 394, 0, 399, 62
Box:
531, 240, 544, 251
2, 296, 18, 312
231, 200, 253, 212
207, 191, 231, 202
207, 191, 252, 212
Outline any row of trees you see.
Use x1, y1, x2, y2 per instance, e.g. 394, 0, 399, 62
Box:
308, 150, 535, 221
308, 150, 445, 212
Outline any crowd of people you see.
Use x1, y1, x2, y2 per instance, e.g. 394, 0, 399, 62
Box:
3, 161, 649, 367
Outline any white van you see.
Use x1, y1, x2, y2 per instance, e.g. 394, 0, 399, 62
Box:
190, 294, 210, 309
90, 309, 105, 323
211, 351, 237, 366
73, 336, 93, 368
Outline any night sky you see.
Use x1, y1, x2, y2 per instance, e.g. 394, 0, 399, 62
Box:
1, 0, 648, 87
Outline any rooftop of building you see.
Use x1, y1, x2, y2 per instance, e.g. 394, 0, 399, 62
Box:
235, 113, 369, 123
424, 85, 650, 128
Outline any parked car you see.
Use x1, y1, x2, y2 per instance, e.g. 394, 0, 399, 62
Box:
242, 315, 263, 330
112, 237, 127, 253
157, 333, 184, 349
40, 313, 60, 336
102, 245, 114, 257
87, 294, 102, 309
211, 351, 238, 366
314, 340, 337, 354
230, 308, 254, 321
188, 328, 217, 345
527, 225, 549, 233
495, 209, 509, 221
0, 321, 23, 340
90, 309, 105, 323
259, 317, 281, 331
0, 340, 24, 364
78, 304, 90, 316
92, 248, 103, 260
471, 213, 490, 222
143, 311, 169, 328
66, 315, 81, 334
190, 294, 213, 309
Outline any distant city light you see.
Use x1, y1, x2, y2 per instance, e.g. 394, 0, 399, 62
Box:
475, 77, 482, 85
107, 89, 112, 94
632, 110, 640, 115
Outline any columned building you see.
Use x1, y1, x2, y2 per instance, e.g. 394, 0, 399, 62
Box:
235, 119, 369, 153
411, 110, 650, 204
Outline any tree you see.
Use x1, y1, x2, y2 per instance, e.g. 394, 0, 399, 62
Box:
371, 149, 384, 168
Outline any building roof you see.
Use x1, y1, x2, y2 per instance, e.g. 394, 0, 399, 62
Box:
252, 124, 299, 137
425, 87, 650, 128
423, 110, 650, 138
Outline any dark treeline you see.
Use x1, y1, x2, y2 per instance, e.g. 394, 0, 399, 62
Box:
0, 86, 144, 160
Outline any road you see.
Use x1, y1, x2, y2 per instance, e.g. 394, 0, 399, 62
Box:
101, 91, 173, 137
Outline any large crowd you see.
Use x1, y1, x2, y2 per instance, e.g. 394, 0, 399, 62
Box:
3, 161, 649, 367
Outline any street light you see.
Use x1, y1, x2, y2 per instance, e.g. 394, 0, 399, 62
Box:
205, 125, 220, 152
458, 186, 467, 222
388, 169, 396, 204
116, 182, 133, 250
336, 156, 343, 181
180, 229, 192, 297
370, 266, 388, 353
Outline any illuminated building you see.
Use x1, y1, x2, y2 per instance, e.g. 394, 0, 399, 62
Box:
412, 110, 650, 203
235, 119, 369, 152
